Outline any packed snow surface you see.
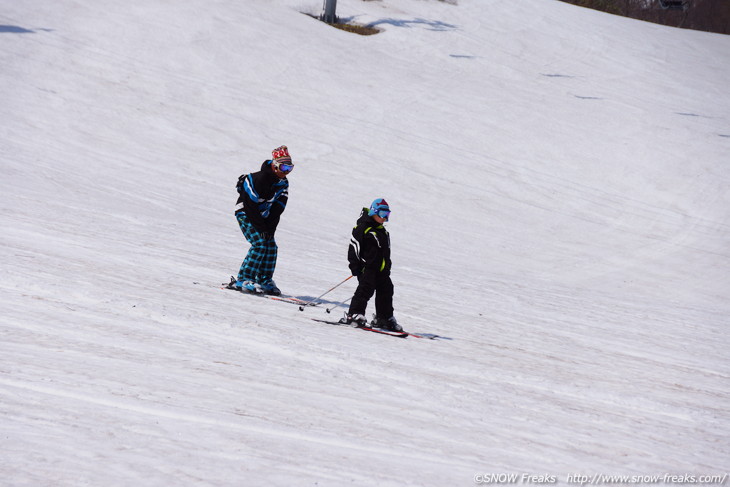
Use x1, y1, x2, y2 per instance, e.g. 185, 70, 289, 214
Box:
1, 0, 729, 485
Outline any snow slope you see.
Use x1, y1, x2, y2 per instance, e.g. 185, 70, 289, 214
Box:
1, 0, 729, 485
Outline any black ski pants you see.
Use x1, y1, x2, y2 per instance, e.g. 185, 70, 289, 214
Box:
348, 271, 394, 319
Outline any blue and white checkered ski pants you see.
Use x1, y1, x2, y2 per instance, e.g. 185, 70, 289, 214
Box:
236, 212, 278, 284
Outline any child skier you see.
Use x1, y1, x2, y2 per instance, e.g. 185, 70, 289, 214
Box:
339, 198, 402, 332
230, 145, 294, 296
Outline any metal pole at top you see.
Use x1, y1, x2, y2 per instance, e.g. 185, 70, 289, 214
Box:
323, 0, 337, 23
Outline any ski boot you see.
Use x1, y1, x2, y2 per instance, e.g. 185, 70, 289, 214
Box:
242, 280, 264, 294
226, 276, 264, 294
338, 313, 367, 328
372, 315, 402, 332
260, 280, 281, 296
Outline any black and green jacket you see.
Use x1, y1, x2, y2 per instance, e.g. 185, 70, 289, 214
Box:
348, 208, 391, 276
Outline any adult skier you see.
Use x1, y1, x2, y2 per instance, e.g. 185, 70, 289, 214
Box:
231, 145, 294, 295
339, 198, 402, 331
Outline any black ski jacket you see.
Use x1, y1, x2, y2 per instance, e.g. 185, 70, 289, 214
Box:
235, 160, 289, 235
348, 208, 391, 276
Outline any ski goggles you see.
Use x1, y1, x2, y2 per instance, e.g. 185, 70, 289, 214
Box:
374, 208, 390, 220
274, 162, 294, 174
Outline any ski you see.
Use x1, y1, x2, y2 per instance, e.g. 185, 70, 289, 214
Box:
310, 318, 409, 338
221, 280, 315, 307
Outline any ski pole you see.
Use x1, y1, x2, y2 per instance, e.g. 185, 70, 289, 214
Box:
298, 275, 353, 311
326, 296, 352, 314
